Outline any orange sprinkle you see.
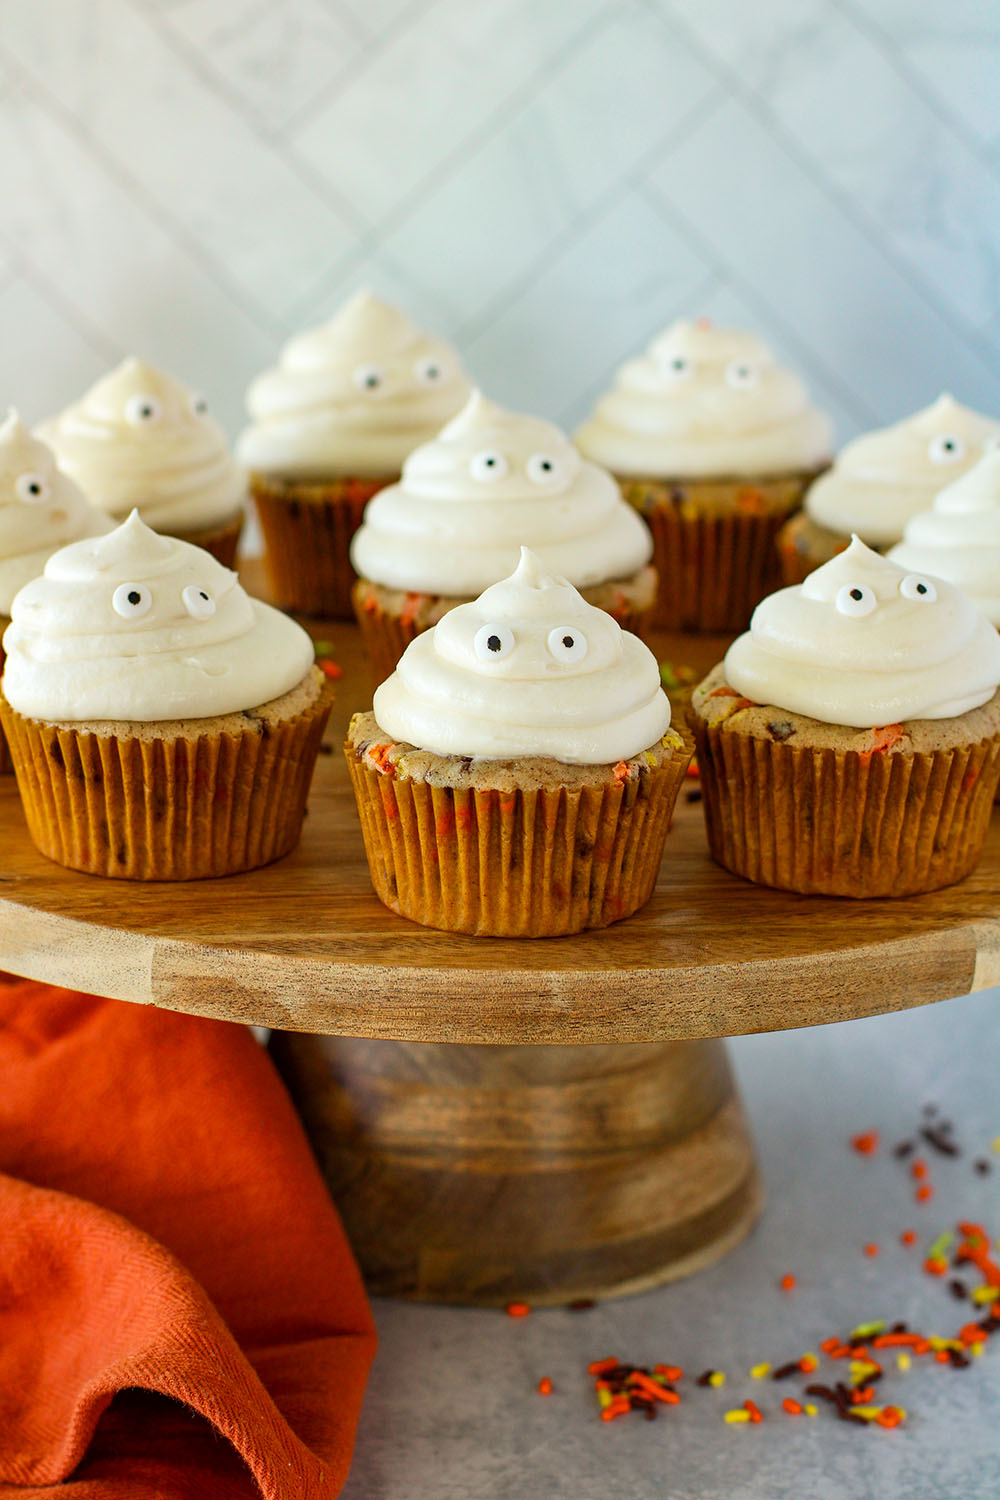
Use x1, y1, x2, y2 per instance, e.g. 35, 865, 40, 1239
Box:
959, 1221, 987, 1240
956, 1240, 1000, 1287
859, 723, 905, 762
915, 1184, 934, 1203
798, 1355, 818, 1373
744, 1399, 763, 1424
537, 1377, 553, 1396
588, 1357, 619, 1376
601, 1398, 630, 1422
318, 658, 343, 679
782, 1398, 804, 1416
780, 1274, 797, 1291
654, 1364, 683, 1382
935, 1350, 952, 1364
876, 1406, 904, 1429
960, 1322, 987, 1346
631, 1372, 680, 1405
911, 1160, 928, 1180
901, 1229, 918, 1246
506, 1302, 531, 1318
864, 1243, 879, 1258
851, 1131, 879, 1155
820, 1337, 842, 1355
924, 1256, 948, 1276
852, 1386, 875, 1405
612, 761, 630, 785
872, 1333, 925, 1350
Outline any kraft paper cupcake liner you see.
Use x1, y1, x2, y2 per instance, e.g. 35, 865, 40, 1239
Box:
0, 627, 9, 775
252, 474, 392, 619
776, 510, 851, 587
690, 714, 1000, 898
182, 511, 245, 570
345, 743, 690, 936
0, 687, 331, 881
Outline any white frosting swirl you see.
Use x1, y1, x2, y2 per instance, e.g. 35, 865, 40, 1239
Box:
2, 512, 314, 722
351, 392, 652, 594
888, 449, 1000, 625
574, 320, 831, 478
724, 535, 1000, 726
0, 410, 110, 615
236, 290, 472, 478
805, 394, 1000, 545
372, 547, 671, 763
38, 359, 247, 533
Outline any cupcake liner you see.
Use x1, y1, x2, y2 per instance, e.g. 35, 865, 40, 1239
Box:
345, 743, 690, 936
776, 511, 850, 586
690, 713, 1000, 897
252, 474, 393, 619
0, 625, 9, 775
181, 511, 245, 569
621, 474, 816, 632
0, 687, 331, 880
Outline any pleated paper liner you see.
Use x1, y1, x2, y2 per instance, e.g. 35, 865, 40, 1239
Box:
619, 471, 820, 632
690, 714, 1000, 898
181, 510, 246, 570
0, 673, 332, 880
0, 628, 9, 775
252, 473, 395, 619
776, 510, 851, 587
345, 740, 691, 937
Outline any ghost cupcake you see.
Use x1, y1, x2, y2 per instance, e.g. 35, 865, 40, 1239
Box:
888, 448, 1000, 626
39, 359, 247, 566
350, 391, 657, 682
0, 411, 111, 773
345, 547, 690, 936
688, 537, 1000, 898
778, 395, 1000, 584
574, 320, 831, 631
1, 512, 329, 880
237, 290, 472, 618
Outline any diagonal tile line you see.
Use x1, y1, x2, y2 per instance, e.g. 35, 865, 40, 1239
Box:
456, 81, 730, 348
0, 47, 284, 344
831, 0, 1000, 178
638, 178, 880, 428
647, 0, 1000, 375
306, 0, 371, 47
0, 243, 122, 368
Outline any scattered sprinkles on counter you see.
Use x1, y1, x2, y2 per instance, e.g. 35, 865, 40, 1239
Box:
313, 640, 343, 680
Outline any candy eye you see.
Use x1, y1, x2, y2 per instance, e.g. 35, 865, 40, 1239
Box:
124, 394, 163, 426
190, 393, 208, 417
661, 355, 692, 383
899, 574, 937, 602
469, 450, 509, 482
14, 472, 50, 505
928, 433, 966, 464
547, 626, 588, 663
414, 356, 446, 386
473, 622, 515, 662
353, 364, 385, 393
182, 584, 216, 619
526, 453, 565, 486
725, 360, 760, 389
112, 582, 153, 619
835, 582, 877, 618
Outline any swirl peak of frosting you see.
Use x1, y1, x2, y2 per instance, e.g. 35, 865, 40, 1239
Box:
372, 546, 671, 762
888, 447, 1000, 625
350, 391, 652, 594
2, 511, 313, 722
236, 290, 472, 478
724, 535, 1000, 726
38, 358, 246, 533
0, 409, 110, 614
805, 393, 1000, 545
574, 319, 831, 478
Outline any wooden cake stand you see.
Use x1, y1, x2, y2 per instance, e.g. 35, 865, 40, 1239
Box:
2, 610, 998, 1306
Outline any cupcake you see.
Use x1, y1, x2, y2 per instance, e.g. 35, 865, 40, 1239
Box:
778, 395, 1000, 584
350, 391, 657, 682
1, 512, 329, 880
345, 547, 690, 937
574, 320, 831, 631
39, 358, 247, 566
0, 411, 110, 773
237, 290, 472, 618
689, 537, 1000, 898
888, 448, 1000, 625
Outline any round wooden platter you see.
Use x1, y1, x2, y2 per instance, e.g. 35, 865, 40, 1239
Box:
1, 610, 997, 1047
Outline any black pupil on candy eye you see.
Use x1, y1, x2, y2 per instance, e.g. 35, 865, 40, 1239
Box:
28, 482, 40, 494
199, 591, 209, 600
140, 405, 153, 418
426, 366, 439, 379
850, 589, 863, 601
672, 360, 685, 370
561, 635, 574, 649
487, 634, 502, 652
916, 583, 927, 594
540, 461, 552, 472
365, 375, 379, 388
485, 457, 497, 468
128, 590, 141, 606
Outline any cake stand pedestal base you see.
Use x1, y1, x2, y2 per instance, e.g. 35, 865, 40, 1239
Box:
268, 1033, 761, 1306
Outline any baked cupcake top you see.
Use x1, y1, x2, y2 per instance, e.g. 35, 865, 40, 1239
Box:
804, 394, 1000, 546
372, 546, 670, 762
888, 449, 1000, 626
573, 319, 831, 479
350, 391, 653, 595
723, 535, 1000, 727
2, 511, 314, 723
236, 290, 472, 479
0, 411, 110, 615
38, 359, 247, 534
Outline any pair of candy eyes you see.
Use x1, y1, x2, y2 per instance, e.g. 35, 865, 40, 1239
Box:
469, 452, 564, 484
123, 393, 208, 426
662, 357, 760, 389
835, 575, 936, 617
473, 623, 587, 664
111, 583, 216, 620
353, 358, 447, 393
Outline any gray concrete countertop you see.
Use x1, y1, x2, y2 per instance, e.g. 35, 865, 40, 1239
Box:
342, 989, 1000, 1500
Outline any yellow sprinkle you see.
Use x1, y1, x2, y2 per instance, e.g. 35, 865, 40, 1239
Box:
850, 1406, 880, 1420
597, 1388, 612, 1409
928, 1337, 962, 1351
991, 1137, 1000, 1153
708, 1371, 726, 1388
896, 1353, 911, 1372
971, 1342, 985, 1357
724, 1409, 750, 1423
972, 1285, 999, 1303
804, 1404, 818, 1417
850, 1361, 879, 1382
750, 1363, 771, 1379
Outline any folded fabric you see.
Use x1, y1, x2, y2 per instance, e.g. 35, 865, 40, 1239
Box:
0, 975, 375, 1499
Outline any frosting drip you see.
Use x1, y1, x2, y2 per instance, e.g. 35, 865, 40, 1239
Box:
0, 410, 110, 614
805, 394, 1000, 545
350, 391, 653, 594
39, 359, 247, 532
574, 320, 831, 477
372, 547, 671, 763
236, 290, 472, 477
724, 535, 1000, 726
888, 448, 1000, 625
2, 511, 314, 722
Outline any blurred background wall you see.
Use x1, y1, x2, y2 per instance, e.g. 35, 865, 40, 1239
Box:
0, 0, 997, 447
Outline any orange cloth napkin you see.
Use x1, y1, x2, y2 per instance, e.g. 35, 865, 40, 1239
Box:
0, 975, 376, 1499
